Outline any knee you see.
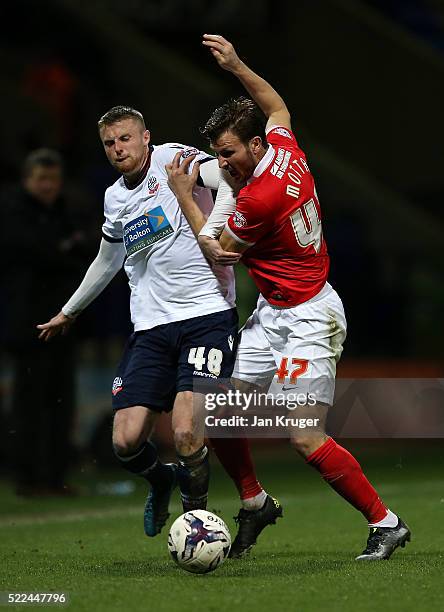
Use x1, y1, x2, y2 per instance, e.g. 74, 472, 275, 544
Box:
290, 434, 327, 458
174, 428, 200, 456
112, 425, 143, 457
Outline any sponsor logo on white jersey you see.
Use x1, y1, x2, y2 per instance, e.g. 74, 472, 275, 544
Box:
123, 205, 173, 256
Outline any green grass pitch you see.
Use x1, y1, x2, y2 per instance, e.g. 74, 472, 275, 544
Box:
1, 441, 443, 612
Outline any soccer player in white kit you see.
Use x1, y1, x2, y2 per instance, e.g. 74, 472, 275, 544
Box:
38, 106, 280, 542
167, 35, 411, 561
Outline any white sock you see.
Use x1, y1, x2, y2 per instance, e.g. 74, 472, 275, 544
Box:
369, 509, 398, 528
241, 490, 267, 511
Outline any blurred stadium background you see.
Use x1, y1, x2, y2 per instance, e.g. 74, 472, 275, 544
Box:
0, 1, 443, 608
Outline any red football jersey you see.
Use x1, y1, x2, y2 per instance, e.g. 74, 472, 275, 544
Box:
226, 126, 329, 307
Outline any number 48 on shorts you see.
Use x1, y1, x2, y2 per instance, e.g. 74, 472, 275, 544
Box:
188, 347, 223, 376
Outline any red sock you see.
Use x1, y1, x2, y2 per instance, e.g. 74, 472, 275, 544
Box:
209, 437, 263, 499
306, 438, 387, 523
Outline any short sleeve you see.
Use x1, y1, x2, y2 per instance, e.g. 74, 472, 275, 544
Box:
226, 194, 272, 246
102, 190, 123, 243
266, 125, 299, 148
181, 147, 215, 187
198, 157, 220, 190
161, 144, 214, 187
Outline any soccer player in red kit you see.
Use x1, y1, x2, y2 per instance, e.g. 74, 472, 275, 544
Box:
166, 35, 410, 560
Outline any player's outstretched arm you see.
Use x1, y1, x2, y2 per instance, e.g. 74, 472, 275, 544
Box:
203, 34, 291, 131
37, 238, 126, 341
37, 311, 76, 342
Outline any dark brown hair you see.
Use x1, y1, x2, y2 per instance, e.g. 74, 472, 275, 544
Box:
200, 97, 266, 146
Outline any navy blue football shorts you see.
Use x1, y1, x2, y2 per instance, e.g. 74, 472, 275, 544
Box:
112, 308, 239, 413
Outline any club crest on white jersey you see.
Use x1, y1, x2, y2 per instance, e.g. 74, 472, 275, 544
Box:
147, 175, 159, 194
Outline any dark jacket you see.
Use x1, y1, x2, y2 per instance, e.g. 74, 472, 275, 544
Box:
1, 185, 89, 349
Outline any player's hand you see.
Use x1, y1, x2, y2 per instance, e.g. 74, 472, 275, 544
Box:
198, 235, 242, 266
37, 311, 76, 341
166, 152, 200, 203
202, 34, 243, 73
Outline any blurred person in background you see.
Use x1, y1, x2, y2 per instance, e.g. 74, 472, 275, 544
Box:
1, 149, 89, 496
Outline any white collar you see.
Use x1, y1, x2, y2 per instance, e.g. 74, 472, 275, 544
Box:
247, 145, 274, 184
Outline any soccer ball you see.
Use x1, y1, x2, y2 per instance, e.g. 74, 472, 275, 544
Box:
168, 510, 231, 574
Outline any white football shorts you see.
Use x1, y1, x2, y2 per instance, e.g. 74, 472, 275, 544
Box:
233, 282, 347, 405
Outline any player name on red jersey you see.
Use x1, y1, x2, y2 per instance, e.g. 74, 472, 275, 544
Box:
226, 126, 329, 307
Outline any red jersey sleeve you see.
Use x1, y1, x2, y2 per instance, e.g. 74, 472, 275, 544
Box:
226, 194, 272, 246
266, 125, 299, 149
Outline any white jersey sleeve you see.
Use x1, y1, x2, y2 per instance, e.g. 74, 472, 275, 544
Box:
62, 238, 126, 317
198, 161, 236, 239
165, 144, 214, 175
162, 144, 218, 220
198, 157, 220, 190
102, 184, 124, 242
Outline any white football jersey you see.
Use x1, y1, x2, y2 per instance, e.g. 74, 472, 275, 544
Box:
102, 143, 235, 331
